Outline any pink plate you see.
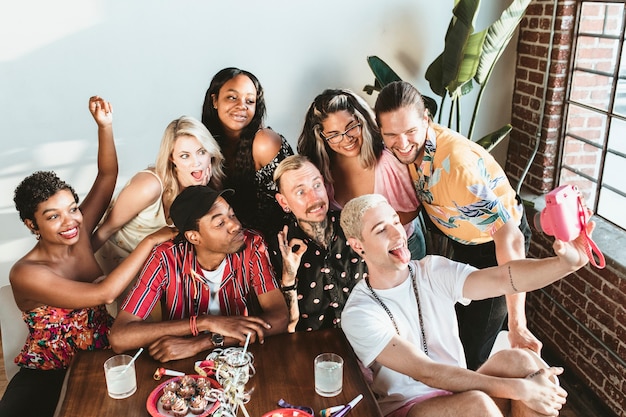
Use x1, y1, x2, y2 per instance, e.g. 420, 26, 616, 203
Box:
261, 408, 314, 417
146, 374, 221, 417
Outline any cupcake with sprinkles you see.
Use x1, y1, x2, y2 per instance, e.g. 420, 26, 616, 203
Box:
189, 395, 209, 415
163, 380, 180, 394
171, 396, 189, 417
159, 391, 177, 411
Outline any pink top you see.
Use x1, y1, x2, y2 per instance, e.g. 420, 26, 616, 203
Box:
328, 149, 420, 235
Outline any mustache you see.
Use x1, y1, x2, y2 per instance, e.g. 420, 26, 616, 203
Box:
305, 201, 326, 213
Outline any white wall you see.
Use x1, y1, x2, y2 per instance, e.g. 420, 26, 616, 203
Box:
0, 0, 517, 286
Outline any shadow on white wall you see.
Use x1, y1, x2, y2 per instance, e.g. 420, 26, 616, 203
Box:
0, 0, 514, 285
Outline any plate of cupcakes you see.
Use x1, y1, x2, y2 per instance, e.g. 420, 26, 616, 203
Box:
146, 374, 222, 417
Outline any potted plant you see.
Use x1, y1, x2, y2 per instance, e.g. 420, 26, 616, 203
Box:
364, 0, 532, 153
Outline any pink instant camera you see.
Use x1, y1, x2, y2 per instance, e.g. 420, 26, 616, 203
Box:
534, 184, 605, 268
534, 184, 588, 242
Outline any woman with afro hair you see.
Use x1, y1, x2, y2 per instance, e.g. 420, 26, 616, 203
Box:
0, 96, 175, 417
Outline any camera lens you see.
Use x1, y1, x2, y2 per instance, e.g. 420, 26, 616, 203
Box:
533, 212, 544, 234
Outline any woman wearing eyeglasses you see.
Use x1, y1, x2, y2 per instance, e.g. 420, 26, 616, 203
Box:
297, 88, 425, 259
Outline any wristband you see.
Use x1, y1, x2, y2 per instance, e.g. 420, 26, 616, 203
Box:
190, 315, 199, 337
280, 282, 297, 292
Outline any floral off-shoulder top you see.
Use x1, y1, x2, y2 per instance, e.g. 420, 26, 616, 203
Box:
15, 304, 113, 370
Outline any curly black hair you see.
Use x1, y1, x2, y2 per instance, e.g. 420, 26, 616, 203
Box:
14, 171, 79, 225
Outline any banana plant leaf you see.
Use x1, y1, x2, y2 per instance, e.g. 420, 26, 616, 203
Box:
468, 0, 532, 139
364, 55, 402, 94
425, 0, 483, 100
364, 55, 439, 118
475, 0, 532, 85
367, 55, 403, 88
474, 124, 512, 152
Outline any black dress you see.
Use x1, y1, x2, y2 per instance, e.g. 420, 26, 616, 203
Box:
225, 133, 293, 239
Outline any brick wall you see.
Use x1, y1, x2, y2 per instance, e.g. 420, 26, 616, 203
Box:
507, 1, 626, 415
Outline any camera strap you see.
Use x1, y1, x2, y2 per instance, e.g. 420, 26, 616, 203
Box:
577, 198, 606, 269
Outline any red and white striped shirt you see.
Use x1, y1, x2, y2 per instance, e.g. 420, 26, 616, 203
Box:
122, 230, 279, 320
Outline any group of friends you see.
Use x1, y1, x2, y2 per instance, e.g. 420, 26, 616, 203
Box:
0, 67, 593, 417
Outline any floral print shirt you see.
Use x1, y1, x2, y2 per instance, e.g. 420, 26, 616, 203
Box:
411, 124, 523, 245
15, 304, 112, 370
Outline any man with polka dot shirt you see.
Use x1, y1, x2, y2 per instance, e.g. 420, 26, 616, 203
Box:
270, 155, 367, 332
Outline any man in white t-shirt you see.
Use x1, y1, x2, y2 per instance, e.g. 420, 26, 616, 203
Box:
339, 194, 592, 417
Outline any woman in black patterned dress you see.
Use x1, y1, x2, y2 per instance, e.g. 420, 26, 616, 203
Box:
202, 67, 293, 238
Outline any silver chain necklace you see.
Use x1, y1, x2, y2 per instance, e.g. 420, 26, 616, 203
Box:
365, 263, 429, 356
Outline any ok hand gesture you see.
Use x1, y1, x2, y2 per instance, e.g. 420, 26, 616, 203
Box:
278, 225, 307, 285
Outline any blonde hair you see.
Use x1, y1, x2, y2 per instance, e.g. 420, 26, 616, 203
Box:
340, 194, 388, 240
273, 154, 313, 192
154, 116, 225, 214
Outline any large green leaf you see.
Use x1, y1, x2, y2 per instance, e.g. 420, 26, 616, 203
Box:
446, 29, 487, 98
474, 124, 512, 152
425, 53, 446, 97
367, 56, 402, 87
425, 0, 482, 99
364, 55, 438, 118
475, 0, 532, 85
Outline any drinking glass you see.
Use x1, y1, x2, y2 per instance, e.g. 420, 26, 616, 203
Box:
104, 354, 137, 399
314, 353, 343, 397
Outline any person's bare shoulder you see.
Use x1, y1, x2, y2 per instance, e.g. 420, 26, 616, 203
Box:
113, 169, 163, 211
10, 254, 59, 305
252, 128, 283, 168
127, 169, 163, 197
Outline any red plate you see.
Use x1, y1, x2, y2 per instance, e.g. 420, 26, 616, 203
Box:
146, 375, 222, 417
261, 409, 314, 417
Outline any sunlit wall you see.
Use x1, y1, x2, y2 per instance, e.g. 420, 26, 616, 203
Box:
0, 0, 517, 286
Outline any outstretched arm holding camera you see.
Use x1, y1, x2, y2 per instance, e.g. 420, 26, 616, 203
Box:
463, 220, 593, 301
340, 194, 594, 417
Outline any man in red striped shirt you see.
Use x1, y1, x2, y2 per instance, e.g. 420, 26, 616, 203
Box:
109, 186, 288, 362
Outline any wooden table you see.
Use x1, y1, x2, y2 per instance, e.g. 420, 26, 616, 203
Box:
56, 328, 383, 417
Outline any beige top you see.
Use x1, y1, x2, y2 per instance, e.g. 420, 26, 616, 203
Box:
95, 169, 167, 274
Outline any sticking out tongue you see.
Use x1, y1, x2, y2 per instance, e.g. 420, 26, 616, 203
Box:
390, 246, 411, 263
191, 170, 203, 180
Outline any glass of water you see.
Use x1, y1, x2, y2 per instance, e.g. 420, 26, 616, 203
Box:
314, 353, 343, 397
104, 354, 137, 399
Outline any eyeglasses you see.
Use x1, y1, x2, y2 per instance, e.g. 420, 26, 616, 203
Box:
321, 123, 362, 144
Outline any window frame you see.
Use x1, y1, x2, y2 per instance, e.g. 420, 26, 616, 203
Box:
559, 0, 626, 232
